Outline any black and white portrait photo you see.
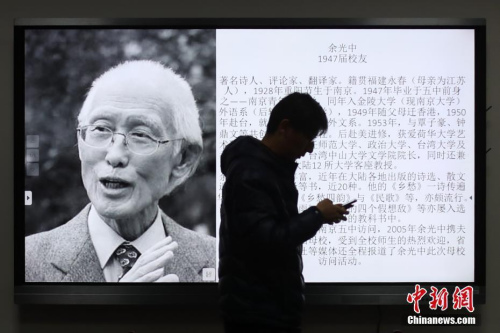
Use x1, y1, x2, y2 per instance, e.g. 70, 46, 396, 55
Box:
24, 29, 216, 283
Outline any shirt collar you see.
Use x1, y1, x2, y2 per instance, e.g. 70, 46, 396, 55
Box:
88, 205, 166, 269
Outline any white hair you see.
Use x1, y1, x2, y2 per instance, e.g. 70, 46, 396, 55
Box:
78, 60, 202, 150
78, 60, 203, 194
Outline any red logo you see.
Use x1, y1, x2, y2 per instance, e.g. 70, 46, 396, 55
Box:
407, 284, 427, 313
407, 285, 474, 313
429, 286, 449, 311
452, 286, 475, 312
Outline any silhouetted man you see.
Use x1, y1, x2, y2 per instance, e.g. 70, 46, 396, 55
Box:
219, 92, 349, 333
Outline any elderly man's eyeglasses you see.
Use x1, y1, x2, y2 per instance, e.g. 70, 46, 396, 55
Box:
77, 125, 182, 156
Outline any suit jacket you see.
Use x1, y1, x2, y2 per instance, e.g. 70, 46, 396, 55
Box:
25, 204, 216, 282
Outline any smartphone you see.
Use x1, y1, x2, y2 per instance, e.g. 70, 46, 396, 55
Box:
343, 199, 357, 209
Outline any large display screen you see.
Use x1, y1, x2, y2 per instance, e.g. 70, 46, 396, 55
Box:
14, 19, 486, 304
216, 28, 476, 283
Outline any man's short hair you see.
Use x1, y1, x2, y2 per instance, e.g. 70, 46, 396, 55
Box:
266, 92, 328, 139
78, 60, 203, 150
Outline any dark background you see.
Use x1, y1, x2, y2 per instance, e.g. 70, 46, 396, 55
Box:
24, 29, 216, 236
1, 0, 499, 333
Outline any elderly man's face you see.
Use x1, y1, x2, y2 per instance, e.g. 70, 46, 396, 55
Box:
78, 82, 181, 221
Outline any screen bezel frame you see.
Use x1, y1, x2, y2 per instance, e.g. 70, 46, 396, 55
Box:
14, 18, 486, 305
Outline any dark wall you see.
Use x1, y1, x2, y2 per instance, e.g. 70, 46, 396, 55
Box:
1, 0, 499, 332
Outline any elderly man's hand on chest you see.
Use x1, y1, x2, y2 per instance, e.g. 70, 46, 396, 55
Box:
119, 236, 179, 283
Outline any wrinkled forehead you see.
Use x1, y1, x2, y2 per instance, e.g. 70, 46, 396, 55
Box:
85, 79, 177, 134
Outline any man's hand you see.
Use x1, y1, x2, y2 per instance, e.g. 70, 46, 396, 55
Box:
316, 199, 349, 224
119, 236, 179, 283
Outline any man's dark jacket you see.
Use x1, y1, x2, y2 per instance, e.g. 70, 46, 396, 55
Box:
219, 136, 324, 329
